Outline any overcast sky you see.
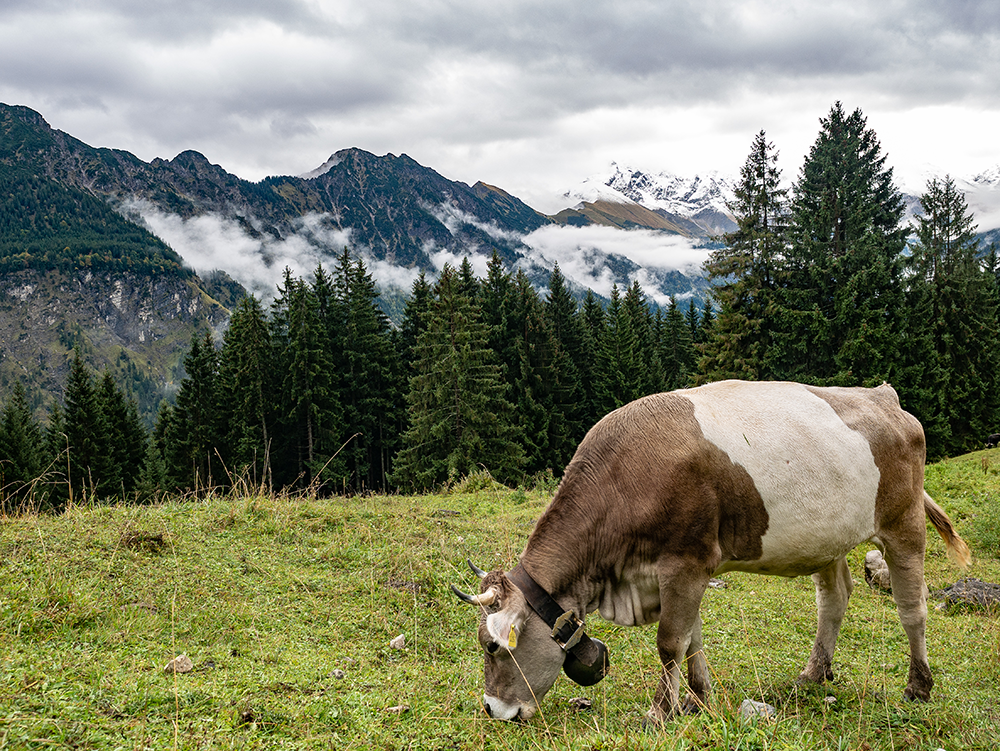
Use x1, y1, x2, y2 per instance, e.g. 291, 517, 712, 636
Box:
3, 0, 1000, 212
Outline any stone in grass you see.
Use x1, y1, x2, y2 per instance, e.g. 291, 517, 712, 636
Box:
568, 697, 592, 711
864, 550, 892, 591
164, 654, 194, 674
386, 704, 410, 714
332, 669, 346, 680
390, 634, 406, 650
739, 699, 776, 720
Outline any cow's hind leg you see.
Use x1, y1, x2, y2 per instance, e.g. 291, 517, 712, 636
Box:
881, 537, 933, 701
799, 556, 852, 684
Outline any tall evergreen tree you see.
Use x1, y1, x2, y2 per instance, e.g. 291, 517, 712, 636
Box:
701, 130, 788, 382
779, 103, 907, 385
903, 176, 1000, 454
217, 295, 275, 487
580, 290, 613, 423
331, 250, 403, 491
63, 350, 117, 500
96, 370, 147, 496
543, 264, 589, 451
392, 265, 523, 490
0, 381, 45, 511
277, 275, 343, 489
658, 297, 696, 390
165, 332, 221, 491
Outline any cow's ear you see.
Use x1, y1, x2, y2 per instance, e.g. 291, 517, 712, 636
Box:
486, 608, 524, 651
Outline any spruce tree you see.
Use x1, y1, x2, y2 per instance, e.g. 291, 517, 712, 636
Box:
217, 295, 275, 487
63, 350, 117, 501
542, 264, 589, 451
701, 130, 787, 382
96, 370, 147, 496
658, 297, 696, 390
331, 250, 403, 491
780, 103, 907, 385
904, 176, 1000, 454
0, 381, 45, 512
580, 289, 613, 423
165, 332, 221, 492
392, 265, 523, 490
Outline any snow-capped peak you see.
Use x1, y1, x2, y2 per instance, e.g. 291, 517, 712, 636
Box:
559, 173, 640, 209
604, 162, 735, 217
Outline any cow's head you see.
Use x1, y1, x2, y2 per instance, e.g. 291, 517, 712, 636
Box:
452, 565, 566, 721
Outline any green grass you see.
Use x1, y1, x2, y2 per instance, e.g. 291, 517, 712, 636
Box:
1, 458, 999, 750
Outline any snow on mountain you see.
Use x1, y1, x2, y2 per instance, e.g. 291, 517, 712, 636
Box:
558, 173, 640, 209
603, 162, 736, 218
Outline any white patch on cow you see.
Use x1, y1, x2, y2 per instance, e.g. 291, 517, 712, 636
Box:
595, 561, 661, 626
680, 380, 882, 577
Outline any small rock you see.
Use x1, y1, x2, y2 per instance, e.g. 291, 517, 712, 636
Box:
332, 669, 345, 679
707, 578, 728, 589
386, 704, 410, 714
390, 633, 406, 650
164, 654, 193, 674
568, 697, 592, 711
824, 696, 836, 705
739, 699, 776, 720
932, 578, 1000, 608
864, 550, 892, 591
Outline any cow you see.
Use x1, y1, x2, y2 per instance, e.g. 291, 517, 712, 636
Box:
452, 380, 971, 724
986, 433, 1000, 448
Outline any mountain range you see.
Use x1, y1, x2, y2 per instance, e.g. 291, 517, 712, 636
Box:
2, 101, 1000, 421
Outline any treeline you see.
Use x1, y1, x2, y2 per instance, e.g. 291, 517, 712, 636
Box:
4, 101, 1000, 511
0, 246, 711, 510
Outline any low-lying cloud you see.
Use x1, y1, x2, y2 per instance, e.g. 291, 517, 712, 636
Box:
520, 224, 711, 303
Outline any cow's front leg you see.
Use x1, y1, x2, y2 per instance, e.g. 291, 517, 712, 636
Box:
646, 564, 709, 725
799, 556, 852, 684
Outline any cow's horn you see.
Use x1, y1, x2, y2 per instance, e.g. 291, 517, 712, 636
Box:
467, 559, 488, 579
451, 584, 499, 607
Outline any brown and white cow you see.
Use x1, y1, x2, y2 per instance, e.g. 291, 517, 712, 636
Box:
453, 380, 971, 723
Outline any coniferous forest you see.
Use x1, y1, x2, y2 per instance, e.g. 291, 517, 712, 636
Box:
3, 102, 1000, 512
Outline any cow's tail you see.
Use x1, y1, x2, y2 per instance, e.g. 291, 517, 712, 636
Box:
924, 491, 972, 569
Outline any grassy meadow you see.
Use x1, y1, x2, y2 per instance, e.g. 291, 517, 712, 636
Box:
2, 453, 1000, 750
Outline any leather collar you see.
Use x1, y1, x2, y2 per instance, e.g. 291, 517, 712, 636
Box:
508, 563, 587, 651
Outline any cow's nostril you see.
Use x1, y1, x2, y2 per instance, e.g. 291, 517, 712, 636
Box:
484, 703, 493, 718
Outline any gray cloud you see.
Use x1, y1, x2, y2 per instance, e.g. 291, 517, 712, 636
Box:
2, 0, 999, 200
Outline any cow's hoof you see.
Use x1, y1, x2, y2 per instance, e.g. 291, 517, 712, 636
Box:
903, 686, 931, 702
681, 694, 706, 715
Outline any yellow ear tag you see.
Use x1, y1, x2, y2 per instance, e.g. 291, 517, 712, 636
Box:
508, 626, 518, 649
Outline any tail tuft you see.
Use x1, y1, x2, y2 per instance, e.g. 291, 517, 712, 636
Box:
924, 492, 972, 570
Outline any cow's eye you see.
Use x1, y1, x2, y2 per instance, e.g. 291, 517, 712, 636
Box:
485, 641, 501, 656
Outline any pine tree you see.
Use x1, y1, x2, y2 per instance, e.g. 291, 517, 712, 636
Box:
580, 290, 613, 423
701, 130, 788, 382
780, 103, 907, 385
0, 381, 45, 512
542, 264, 589, 452
217, 295, 275, 487
278, 275, 343, 489
330, 250, 403, 491
96, 370, 147, 496
165, 332, 221, 492
658, 297, 696, 390
63, 350, 117, 501
392, 265, 523, 490
903, 176, 1000, 454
